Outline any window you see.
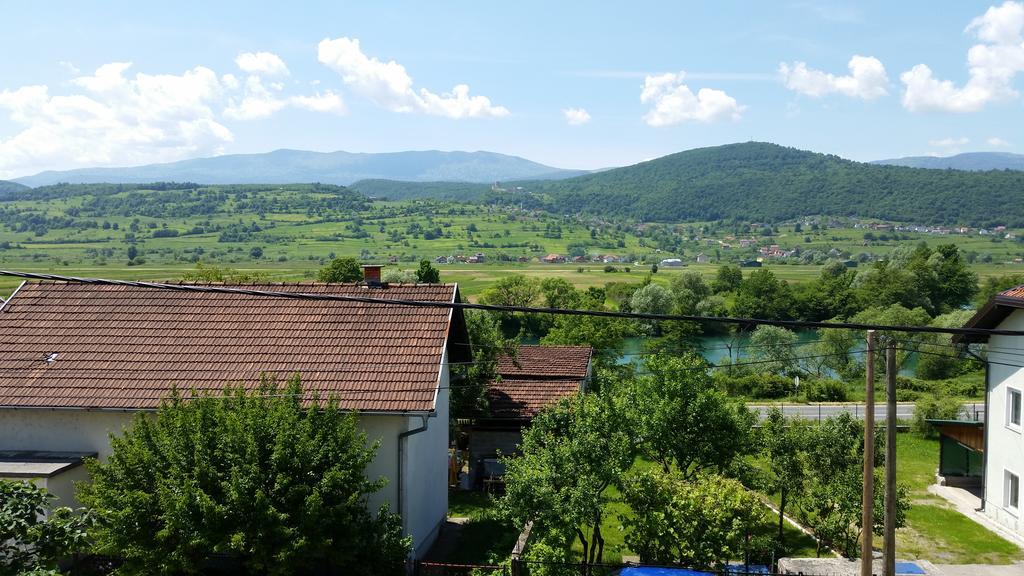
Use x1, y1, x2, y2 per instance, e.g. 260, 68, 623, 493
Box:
1009, 388, 1022, 428
1006, 471, 1020, 512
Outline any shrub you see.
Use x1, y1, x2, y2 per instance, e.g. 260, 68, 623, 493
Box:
714, 372, 794, 399
804, 379, 848, 402
79, 377, 410, 575
913, 394, 964, 437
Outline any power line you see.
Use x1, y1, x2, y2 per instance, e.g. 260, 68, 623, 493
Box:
1, 270, 1020, 337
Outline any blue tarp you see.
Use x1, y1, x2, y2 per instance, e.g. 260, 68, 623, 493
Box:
895, 561, 926, 575
620, 568, 713, 576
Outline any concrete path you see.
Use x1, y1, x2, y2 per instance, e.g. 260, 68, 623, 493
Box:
928, 484, 1024, 549
932, 563, 1024, 576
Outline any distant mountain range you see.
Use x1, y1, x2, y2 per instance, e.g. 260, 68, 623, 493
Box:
871, 151, 1024, 171
12, 149, 585, 188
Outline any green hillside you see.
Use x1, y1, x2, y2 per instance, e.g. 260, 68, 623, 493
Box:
0, 180, 29, 195
514, 142, 1024, 226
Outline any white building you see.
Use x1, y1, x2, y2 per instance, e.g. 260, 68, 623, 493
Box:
0, 271, 470, 558
961, 287, 1024, 538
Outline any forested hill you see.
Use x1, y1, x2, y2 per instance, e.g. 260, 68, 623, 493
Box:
512, 142, 1024, 227
0, 180, 28, 194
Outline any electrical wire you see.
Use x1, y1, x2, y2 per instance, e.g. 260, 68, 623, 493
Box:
2, 269, 1021, 337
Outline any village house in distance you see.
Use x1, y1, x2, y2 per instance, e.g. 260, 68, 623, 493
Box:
0, 266, 469, 559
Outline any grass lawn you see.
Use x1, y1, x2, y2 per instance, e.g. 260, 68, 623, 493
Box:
439, 491, 520, 564
894, 433, 1023, 564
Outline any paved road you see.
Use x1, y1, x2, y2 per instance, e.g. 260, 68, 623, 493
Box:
748, 402, 985, 423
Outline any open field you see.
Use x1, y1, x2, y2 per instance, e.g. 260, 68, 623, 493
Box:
3, 184, 1024, 301
4, 261, 1023, 303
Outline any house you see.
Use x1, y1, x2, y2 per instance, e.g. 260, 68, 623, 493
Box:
740, 260, 762, 268
463, 345, 592, 489
957, 286, 1024, 539
695, 253, 709, 264
659, 258, 683, 267
0, 270, 470, 558
542, 254, 565, 264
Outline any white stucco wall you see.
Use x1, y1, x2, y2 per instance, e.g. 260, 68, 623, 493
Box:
0, 373, 448, 557
986, 309, 1024, 537
401, 349, 450, 558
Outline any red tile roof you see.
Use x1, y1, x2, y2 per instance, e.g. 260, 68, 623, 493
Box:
487, 345, 592, 419
487, 378, 584, 419
495, 345, 593, 379
0, 282, 464, 412
1000, 285, 1024, 300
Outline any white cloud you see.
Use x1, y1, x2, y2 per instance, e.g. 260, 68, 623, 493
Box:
988, 136, 1012, 146
929, 136, 970, 147
0, 59, 347, 178
224, 75, 347, 120
0, 62, 232, 178
235, 51, 290, 77
562, 107, 591, 125
640, 72, 744, 126
316, 36, 509, 118
779, 55, 889, 99
901, 1, 1024, 112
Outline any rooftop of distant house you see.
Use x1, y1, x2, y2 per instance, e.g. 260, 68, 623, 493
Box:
486, 345, 593, 420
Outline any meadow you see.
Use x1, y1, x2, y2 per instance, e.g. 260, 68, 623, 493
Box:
2, 183, 1023, 300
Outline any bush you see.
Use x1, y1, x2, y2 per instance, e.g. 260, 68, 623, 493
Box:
804, 379, 848, 402
714, 372, 794, 399
79, 377, 410, 575
913, 393, 964, 437
0, 480, 94, 574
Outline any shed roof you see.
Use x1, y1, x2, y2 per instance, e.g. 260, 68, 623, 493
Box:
0, 282, 468, 412
487, 345, 592, 420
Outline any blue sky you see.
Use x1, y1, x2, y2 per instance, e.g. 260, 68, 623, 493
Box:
1, 1, 1022, 177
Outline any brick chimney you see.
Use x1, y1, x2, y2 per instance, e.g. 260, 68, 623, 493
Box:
361, 264, 382, 286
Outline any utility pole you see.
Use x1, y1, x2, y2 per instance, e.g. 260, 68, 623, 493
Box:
884, 341, 898, 576
861, 330, 876, 576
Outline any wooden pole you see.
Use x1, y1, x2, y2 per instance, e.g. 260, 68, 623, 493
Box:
861, 330, 876, 576
884, 341, 898, 576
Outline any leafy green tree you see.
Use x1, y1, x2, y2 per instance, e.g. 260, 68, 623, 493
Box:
453, 310, 518, 417
382, 268, 416, 283
795, 262, 859, 321
733, 269, 797, 321
912, 394, 965, 437
849, 304, 931, 375
712, 265, 743, 294
415, 259, 441, 283
749, 325, 799, 374
853, 261, 929, 313
126, 244, 138, 261
670, 272, 711, 314
620, 471, 766, 568
759, 409, 809, 548
500, 392, 635, 566
317, 256, 363, 283
479, 275, 542, 337
620, 354, 754, 475
630, 283, 674, 335
542, 292, 629, 371
794, 414, 908, 557
79, 377, 409, 575
1, 480, 94, 575
976, 273, 1024, 307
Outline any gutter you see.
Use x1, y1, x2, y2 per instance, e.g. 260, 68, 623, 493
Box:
397, 413, 431, 524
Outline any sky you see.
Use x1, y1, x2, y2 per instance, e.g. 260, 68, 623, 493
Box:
1, 1, 1023, 178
